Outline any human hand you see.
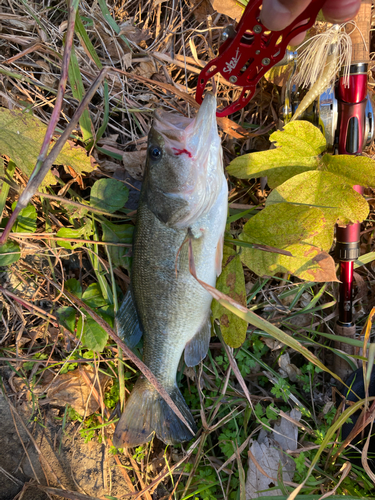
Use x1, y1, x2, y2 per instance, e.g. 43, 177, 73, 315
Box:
260, 0, 361, 32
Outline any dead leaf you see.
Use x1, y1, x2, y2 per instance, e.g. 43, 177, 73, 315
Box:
246, 438, 288, 498
119, 21, 151, 44
272, 408, 301, 452
211, 0, 243, 21
133, 60, 157, 79
46, 365, 110, 416
278, 353, 302, 382
263, 338, 284, 351
246, 410, 301, 498
191, 0, 214, 22
122, 52, 132, 69
122, 149, 146, 180
97, 160, 123, 173
97, 134, 119, 147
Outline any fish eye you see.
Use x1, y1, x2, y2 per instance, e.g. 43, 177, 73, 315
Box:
150, 146, 162, 160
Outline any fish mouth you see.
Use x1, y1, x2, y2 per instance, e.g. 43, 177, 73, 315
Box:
187, 93, 217, 147
153, 93, 218, 155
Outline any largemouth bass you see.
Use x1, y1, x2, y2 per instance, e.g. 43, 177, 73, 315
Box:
113, 94, 228, 448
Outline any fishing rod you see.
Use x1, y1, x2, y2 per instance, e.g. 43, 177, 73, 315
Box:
333, 0, 372, 380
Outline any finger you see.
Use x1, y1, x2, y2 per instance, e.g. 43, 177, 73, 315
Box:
322, 0, 361, 23
260, 0, 311, 31
290, 30, 307, 45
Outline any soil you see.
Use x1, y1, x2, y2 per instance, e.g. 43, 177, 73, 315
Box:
0, 381, 132, 500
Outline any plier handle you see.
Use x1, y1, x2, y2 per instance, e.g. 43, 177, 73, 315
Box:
196, 0, 326, 117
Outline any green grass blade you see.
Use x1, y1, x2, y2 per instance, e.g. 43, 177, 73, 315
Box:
97, 0, 131, 49
75, 14, 103, 69
96, 80, 109, 143
74, 13, 109, 141
0, 160, 15, 224
67, 44, 93, 144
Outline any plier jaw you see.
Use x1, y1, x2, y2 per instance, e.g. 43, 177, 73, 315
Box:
196, 0, 326, 117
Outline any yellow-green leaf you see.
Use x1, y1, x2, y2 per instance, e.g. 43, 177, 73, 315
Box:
239, 203, 337, 281
0, 108, 95, 185
240, 237, 337, 282
267, 170, 369, 226
212, 246, 247, 348
241, 203, 327, 248
320, 153, 375, 187
227, 121, 326, 188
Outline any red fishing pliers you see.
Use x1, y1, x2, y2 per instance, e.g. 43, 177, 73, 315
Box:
196, 0, 326, 117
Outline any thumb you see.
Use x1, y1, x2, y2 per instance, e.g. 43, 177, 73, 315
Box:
260, 0, 312, 31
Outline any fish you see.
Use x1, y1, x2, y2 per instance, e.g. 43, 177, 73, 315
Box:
112, 93, 228, 448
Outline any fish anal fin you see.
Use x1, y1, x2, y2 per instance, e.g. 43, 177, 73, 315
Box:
184, 318, 211, 367
113, 378, 197, 448
115, 288, 143, 349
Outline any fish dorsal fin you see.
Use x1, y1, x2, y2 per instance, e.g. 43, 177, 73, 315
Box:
184, 318, 211, 367
115, 288, 143, 349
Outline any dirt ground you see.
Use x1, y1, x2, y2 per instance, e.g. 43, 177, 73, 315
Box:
0, 377, 132, 500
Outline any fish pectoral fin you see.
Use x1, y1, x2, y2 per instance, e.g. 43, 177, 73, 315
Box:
115, 288, 143, 349
184, 317, 211, 367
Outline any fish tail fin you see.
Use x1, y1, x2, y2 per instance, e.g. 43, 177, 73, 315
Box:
113, 377, 197, 448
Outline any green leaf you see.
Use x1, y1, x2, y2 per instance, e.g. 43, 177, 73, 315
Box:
56, 222, 92, 249
320, 153, 375, 187
77, 314, 108, 352
82, 283, 108, 308
0, 241, 21, 266
227, 121, 326, 188
212, 246, 248, 348
11, 202, 37, 233
267, 170, 369, 226
90, 179, 129, 213
65, 278, 82, 299
101, 220, 133, 270
97, 305, 115, 328
0, 108, 95, 185
56, 306, 77, 333
238, 203, 337, 282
